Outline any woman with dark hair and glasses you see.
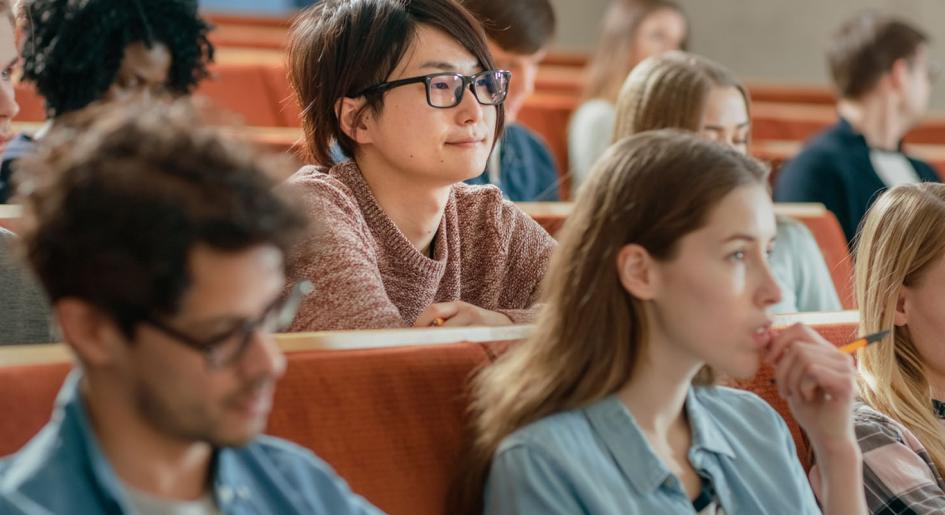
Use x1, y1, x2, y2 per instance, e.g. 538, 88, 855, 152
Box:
284, 0, 556, 332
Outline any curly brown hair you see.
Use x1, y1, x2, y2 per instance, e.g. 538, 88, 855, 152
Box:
16, 99, 308, 338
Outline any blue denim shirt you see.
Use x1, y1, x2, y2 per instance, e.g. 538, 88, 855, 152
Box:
485, 386, 820, 514
0, 371, 384, 515
466, 124, 560, 202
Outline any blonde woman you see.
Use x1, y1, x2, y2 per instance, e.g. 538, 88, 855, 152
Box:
567, 0, 687, 188
458, 131, 866, 514
612, 51, 842, 314
813, 183, 945, 512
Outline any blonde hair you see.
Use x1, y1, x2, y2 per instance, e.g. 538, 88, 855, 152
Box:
453, 130, 769, 513
613, 51, 749, 142
855, 183, 945, 476
583, 0, 687, 103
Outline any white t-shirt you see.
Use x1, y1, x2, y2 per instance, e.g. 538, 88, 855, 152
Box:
123, 484, 222, 515
870, 149, 921, 187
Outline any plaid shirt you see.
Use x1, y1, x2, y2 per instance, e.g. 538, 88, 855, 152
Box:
812, 400, 945, 514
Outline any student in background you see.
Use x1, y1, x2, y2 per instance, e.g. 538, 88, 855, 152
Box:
775, 13, 940, 244
0, 0, 53, 345
461, 0, 560, 201
816, 183, 945, 513
613, 51, 842, 313
0, 0, 215, 202
0, 100, 382, 515
285, 0, 555, 331
460, 131, 866, 515
567, 0, 687, 189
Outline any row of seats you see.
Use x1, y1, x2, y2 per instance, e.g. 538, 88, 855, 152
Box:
0, 199, 856, 309
0, 311, 858, 515
517, 202, 854, 309
14, 58, 945, 194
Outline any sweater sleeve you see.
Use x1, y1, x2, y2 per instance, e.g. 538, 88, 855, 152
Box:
286, 178, 406, 331
495, 201, 556, 324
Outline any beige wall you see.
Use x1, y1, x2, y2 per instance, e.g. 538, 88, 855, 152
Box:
549, 0, 945, 109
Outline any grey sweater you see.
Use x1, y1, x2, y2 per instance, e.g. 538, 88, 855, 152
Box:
0, 228, 55, 344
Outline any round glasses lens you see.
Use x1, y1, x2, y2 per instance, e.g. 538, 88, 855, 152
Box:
429, 75, 463, 107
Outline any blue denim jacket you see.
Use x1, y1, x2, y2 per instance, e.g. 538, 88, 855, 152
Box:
485, 386, 820, 514
466, 124, 560, 202
0, 371, 384, 515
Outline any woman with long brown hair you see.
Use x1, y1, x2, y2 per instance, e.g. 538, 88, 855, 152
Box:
567, 0, 687, 188
613, 51, 842, 314
462, 131, 866, 514
816, 183, 945, 513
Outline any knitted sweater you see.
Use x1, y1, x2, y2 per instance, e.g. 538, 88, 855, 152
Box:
0, 228, 55, 344
286, 162, 556, 331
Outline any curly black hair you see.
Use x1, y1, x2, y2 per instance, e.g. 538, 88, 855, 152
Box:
20, 0, 215, 117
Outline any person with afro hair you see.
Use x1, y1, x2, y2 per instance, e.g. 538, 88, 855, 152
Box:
0, 0, 215, 202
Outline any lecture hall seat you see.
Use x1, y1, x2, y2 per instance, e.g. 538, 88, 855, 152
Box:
0, 312, 858, 515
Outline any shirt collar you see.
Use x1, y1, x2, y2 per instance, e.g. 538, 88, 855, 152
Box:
581, 388, 736, 495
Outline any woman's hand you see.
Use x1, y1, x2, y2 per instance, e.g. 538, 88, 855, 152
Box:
764, 323, 866, 515
763, 323, 857, 454
414, 301, 513, 328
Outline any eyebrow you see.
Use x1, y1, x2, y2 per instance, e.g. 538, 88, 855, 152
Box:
722, 234, 757, 243
703, 122, 752, 131
418, 60, 483, 73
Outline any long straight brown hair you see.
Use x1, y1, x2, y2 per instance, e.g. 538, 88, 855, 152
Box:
453, 130, 769, 513
855, 183, 945, 476
583, 0, 688, 103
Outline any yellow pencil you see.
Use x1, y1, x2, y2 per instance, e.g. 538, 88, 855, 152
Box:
837, 330, 891, 354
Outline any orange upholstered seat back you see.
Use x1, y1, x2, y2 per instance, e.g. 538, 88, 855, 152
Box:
0, 342, 493, 515
266, 343, 491, 515
0, 361, 71, 456
13, 82, 45, 122
196, 63, 283, 127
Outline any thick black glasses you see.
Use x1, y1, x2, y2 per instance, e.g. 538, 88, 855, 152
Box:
356, 70, 511, 109
143, 281, 314, 368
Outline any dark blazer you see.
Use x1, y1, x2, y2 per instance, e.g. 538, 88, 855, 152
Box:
466, 123, 560, 202
774, 118, 941, 243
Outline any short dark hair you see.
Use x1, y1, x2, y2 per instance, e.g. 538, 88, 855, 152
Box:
460, 0, 556, 55
287, 0, 504, 166
20, 0, 215, 117
17, 99, 308, 338
828, 12, 928, 99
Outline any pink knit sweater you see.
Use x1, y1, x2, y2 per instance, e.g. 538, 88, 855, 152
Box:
286, 162, 556, 331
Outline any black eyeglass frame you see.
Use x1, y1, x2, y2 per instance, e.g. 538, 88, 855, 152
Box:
354, 70, 512, 109
141, 280, 314, 368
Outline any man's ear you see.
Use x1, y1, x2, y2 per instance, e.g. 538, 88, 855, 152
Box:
335, 97, 373, 145
616, 244, 659, 300
894, 288, 910, 327
54, 299, 128, 367
888, 57, 911, 93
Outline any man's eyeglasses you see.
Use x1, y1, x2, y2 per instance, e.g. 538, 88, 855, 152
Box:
354, 70, 511, 109
142, 281, 314, 368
